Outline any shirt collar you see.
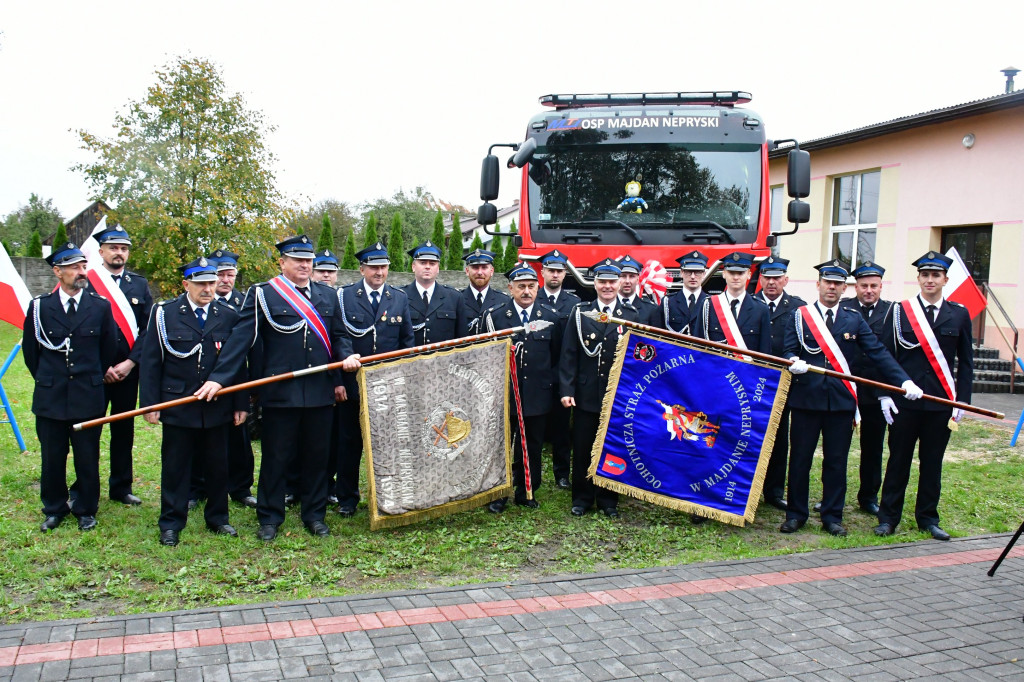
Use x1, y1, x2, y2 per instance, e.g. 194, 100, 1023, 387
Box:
364, 281, 384, 297
514, 302, 533, 319
186, 297, 210, 314
471, 285, 489, 299
544, 287, 559, 302
918, 295, 943, 312
58, 288, 83, 308
726, 291, 746, 305
415, 282, 435, 298
816, 300, 840, 314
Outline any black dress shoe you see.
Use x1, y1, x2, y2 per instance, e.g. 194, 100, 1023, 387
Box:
257, 524, 278, 541
601, 507, 619, 519
873, 522, 895, 536
923, 524, 951, 541
859, 501, 880, 515
515, 499, 540, 509
556, 478, 570, 490
570, 506, 586, 517
327, 495, 339, 505
40, 515, 65, 532
812, 501, 822, 513
779, 518, 804, 533
187, 499, 199, 511
115, 494, 142, 506
284, 494, 296, 507
233, 495, 257, 509
305, 520, 330, 537
823, 522, 848, 537
765, 497, 788, 511
207, 524, 238, 537
159, 529, 180, 546
78, 516, 97, 531
488, 499, 507, 514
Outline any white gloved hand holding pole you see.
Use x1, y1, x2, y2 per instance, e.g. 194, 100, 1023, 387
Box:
788, 357, 809, 375
901, 380, 924, 400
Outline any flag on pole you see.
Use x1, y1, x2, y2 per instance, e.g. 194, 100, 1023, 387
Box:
943, 247, 987, 319
81, 217, 138, 346
0, 243, 32, 329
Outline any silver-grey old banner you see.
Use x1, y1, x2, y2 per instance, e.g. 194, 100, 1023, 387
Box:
358, 338, 512, 529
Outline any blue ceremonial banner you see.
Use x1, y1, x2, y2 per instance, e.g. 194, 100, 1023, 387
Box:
589, 331, 790, 526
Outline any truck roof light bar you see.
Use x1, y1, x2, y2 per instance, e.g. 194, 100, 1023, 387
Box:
540, 92, 752, 109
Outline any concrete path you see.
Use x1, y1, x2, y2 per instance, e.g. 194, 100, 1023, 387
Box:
2, 534, 1024, 681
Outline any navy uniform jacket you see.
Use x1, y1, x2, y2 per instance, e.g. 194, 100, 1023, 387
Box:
139, 295, 247, 428
210, 280, 349, 409
692, 295, 771, 354
401, 282, 465, 345
338, 282, 415, 393
216, 288, 245, 310
620, 295, 663, 328
460, 286, 510, 335
754, 290, 807, 359
839, 297, 895, 405
783, 303, 909, 413
483, 300, 562, 417
22, 291, 117, 421
559, 300, 640, 414
881, 297, 973, 413
540, 288, 581, 336
110, 270, 154, 366
663, 289, 708, 334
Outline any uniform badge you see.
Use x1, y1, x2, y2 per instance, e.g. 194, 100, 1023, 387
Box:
132, 297, 139, 304
381, 314, 387, 321
590, 333, 596, 339
199, 257, 208, 267
397, 316, 402, 322
615, 309, 622, 315
843, 332, 850, 339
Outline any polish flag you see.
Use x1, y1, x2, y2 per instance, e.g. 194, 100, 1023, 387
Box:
0, 243, 32, 329
943, 247, 987, 319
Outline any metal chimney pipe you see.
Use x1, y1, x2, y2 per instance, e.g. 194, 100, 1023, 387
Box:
1001, 66, 1020, 94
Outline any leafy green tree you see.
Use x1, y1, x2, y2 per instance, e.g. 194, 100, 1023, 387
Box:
341, 232, 358, 269
430, 211, 445, 255
360, 187, 439, 251
362, 212, 379, 248
387, 212, 406, 271
289, 198, 357, 248
316, 214, 335, 252
76, 56, 286, 292
1, 240, 12, 256
26, 230, 42, 257
1, 194, 64, 254
504, 220, 519, 269
446, 213, 464, 270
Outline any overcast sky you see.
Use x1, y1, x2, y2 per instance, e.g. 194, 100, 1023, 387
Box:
1, 1, 1021, 222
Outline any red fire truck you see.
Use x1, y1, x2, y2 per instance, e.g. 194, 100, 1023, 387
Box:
477, 92, 810, 294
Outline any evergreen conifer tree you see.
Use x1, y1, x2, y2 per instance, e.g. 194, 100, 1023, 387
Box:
362, 212, 379, 248
446, 213, 464, 270
26, 230, 42, 257
468, 232, 484, 255
341, 232, 358, 269
387, 213, 405, 271
316, 214, 335, 252
53, 222, 68, 248
504, 220, 519, 269
491, 231, 504, 272
430, 211, 445, 260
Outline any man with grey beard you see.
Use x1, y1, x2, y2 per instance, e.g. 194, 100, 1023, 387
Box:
23, 242, 117, 532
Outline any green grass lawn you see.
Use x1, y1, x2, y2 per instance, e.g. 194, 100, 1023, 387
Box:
2, 322, 1022, 624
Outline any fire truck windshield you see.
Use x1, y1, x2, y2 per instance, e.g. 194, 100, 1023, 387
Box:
527, 142, 761, 241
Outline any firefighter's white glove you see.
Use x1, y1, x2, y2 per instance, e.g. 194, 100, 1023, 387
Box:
901, 380, 924, 400
952, 408, 965, 423
880, 397, 899, 425
788, 357, 809, 375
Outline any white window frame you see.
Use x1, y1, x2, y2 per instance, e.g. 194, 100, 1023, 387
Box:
769, 185, 784, 258
829, 170, 880, 269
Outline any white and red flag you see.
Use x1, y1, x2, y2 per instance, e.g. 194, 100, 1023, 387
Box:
81, 217, 138, 346
0, 243, 32, 329
943, 247, 987, 319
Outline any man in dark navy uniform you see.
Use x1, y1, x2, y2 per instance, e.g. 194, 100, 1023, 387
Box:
23, 243, 117, 532
616, 255, 663, 327
140, 257, 247, 546
311, 249, 340, 288
199, 235, 350, 541
209, 249, 246, 310
459, 249, 510, 335
782, 260, 920, 537
875, 252, 973, 541
692, 252, 770, 354
403, 240, 464, 345
559, 259, 639, 518
95, 224, 153, 505
483, 262, 561, 512
753, 256, 806, 511
663, 251, 709, 335
539, 250, 580, 490
334, 243, 414, 517
839, 261, 895, 515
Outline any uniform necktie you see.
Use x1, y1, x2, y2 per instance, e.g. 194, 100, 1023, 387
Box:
371, 290, 380, 314
862, 304, 873, 320
730, 298, 739, 319
66, 298, 77, 319
602, 305, 610, 315
825, 309, 834, 331
195, 307, 206, 329
112, 274, 122, 287
927, 304, 937, 325
768, 301, 776, 314
302, 287, 311, 299
548, 294, 556, 306
476, 292, 483, 307
422, 291, 429, 308
521, 310, 530, 325
687, 293, 695, 311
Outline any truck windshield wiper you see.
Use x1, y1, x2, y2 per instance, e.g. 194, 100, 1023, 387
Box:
542, 220, 643, 244
667, 220, 737, 244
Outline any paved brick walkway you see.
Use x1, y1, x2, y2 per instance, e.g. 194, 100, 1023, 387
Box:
1, 534, 1023, 681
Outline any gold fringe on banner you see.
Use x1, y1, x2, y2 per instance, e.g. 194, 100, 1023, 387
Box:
587, 330, 792, 526
359, 338, 514, 531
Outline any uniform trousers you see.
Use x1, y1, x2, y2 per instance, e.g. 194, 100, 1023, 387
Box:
856, 401, 887, 508
257, 406, 331, 526
102, 367, 140, 498
335, 397, 364, 509
159, 423, 229, 531
227, 421, 255, 501
511, 413, 546, 504
879, 409, 951, 529
546, 403, 572, 482
37, 416, 101, 518
571, 409, 618, 511
763, 404, 791, 501
787, 408, 855, 525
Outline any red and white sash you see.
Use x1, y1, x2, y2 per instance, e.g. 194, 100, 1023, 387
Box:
799, 305, 857, 404
268, 276, 333, 357
710, 293, 748, 355
901, 297, 956, 400
80, 219, 138, 347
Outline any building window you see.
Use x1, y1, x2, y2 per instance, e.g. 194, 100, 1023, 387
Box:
830, 170, 880, 268
769, 186, 784, 257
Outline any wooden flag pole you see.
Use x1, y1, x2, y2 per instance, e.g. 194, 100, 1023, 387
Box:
582, 310, 1003, 419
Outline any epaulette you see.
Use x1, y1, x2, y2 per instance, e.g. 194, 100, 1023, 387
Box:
948, 300, 964, 308
747, 296, 767, 306
33, 292, 48, 300
87, 291, 105, 299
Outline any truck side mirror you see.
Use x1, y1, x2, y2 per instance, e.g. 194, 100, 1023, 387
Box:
480, 155, 500, 201
787, 149, 810, 199
477, 203, 498, 227
509, 137, 537, 168
787, 199, 810, 225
